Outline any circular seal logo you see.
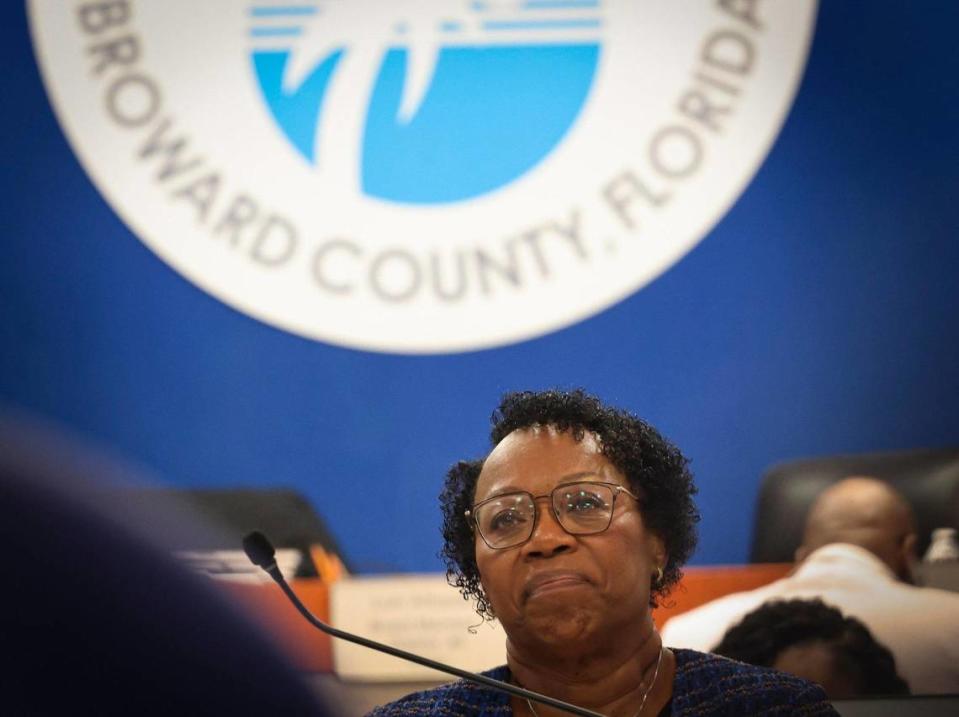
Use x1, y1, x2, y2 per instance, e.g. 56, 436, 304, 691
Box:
29, 1, 816, 353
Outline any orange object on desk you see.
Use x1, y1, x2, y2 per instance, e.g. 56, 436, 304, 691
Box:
652, 563, 792, 630
221, 578, 333, 672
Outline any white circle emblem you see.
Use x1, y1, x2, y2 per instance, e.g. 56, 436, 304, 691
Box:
29, 1, 816, 353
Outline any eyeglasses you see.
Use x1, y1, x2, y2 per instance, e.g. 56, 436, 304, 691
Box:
466, 481, 640, 550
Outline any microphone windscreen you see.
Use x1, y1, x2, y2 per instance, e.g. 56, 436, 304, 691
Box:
243, 531, 276, 568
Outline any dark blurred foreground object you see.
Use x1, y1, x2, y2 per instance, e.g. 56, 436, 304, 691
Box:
0, 416, 334, 716
713, 598, 910, 699
751, 448, 959, 563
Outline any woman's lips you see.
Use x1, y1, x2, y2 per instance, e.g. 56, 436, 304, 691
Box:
523, 570, 590, 600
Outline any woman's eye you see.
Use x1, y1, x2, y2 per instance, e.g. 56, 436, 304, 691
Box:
566, 492, 607, 512
489, 509, 526, 531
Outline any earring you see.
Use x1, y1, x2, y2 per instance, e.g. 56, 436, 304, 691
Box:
653, 566, 664, 586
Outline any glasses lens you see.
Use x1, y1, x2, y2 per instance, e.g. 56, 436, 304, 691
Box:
474, 493, 534, 548
553, 482, 615, 534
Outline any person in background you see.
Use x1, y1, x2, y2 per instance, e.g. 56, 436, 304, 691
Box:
370, 389, 836, 716
661, 476, 959, 694
713, 598, 910, 699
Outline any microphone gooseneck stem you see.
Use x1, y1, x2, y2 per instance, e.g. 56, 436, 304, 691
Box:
260, 562, 603, 717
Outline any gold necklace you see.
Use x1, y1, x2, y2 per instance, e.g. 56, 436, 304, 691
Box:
524, 648, 664, 717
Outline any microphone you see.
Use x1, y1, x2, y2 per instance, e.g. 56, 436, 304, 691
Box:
242, 531, 602, 717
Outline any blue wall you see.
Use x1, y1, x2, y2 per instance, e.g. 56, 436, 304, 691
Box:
2, 2, 957, 572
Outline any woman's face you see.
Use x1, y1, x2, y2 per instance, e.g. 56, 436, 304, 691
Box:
473, 427, 665, 650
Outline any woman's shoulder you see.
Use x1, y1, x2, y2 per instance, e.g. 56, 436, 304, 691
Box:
365, 666, 513, 717
669, 649, 838, 716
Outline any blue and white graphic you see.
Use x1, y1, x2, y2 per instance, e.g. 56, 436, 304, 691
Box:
29, 0, 818, 353
249, 1, 603, 204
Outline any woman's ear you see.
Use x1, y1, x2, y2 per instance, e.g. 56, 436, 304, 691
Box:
647, 531, 667, 571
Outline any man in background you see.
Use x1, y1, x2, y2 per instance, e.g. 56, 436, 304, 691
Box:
661, 477, 959, 694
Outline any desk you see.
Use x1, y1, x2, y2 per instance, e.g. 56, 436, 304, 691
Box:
308, 677, 959, 717
311, 673, 440, 715
217, 564, 958, 713
219, 564, 793, 675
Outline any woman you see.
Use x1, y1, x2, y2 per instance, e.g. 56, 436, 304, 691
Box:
370, 389, 837, 716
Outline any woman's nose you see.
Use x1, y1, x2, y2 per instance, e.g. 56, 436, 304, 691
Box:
521, 500, 575, 557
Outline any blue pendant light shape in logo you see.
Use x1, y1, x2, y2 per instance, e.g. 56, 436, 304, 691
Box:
249, 1, 602, 204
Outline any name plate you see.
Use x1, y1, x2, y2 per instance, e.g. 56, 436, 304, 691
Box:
330, 574, 506, 681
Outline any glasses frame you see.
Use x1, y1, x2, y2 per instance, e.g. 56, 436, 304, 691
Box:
465, 480, 641, 550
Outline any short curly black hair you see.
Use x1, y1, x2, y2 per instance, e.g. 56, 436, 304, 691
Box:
439, 388, 699, 620
713, 598, 910, 696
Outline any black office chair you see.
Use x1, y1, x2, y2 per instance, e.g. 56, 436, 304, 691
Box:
750, 447, 959, 564
116, 486, 353, 577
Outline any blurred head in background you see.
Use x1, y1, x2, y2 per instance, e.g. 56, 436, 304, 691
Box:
796, 476, 917, 581
713, 598, 910, 699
